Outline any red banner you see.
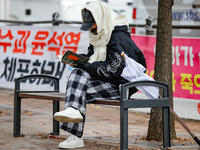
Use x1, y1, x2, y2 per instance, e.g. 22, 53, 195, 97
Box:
131, 35, 200, 100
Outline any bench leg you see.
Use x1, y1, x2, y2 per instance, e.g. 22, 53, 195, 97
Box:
120, 105, 128, 150
53, 101, 60, 135
162, 107, 171, 148
13, 96, 21, 137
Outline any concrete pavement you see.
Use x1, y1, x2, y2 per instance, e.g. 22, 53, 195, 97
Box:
0, 89, 200, 150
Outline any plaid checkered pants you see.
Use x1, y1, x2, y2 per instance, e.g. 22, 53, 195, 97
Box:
60, 69, 120, 137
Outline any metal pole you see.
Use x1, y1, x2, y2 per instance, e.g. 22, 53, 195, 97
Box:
160, 95, 200, 146
52, 13, 60, 135
120, 86, 129, 150
170, 107, 200, 145
13, 79, 22, 137
163, 107, 171, 148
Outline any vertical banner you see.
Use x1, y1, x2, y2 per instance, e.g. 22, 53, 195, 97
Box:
0, 26, 89, 92
131, 35, 200, 100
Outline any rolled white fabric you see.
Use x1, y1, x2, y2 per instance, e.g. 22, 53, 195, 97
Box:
121, 53, 159, 99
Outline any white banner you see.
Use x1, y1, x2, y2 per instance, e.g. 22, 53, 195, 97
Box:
0, 26, 89, 92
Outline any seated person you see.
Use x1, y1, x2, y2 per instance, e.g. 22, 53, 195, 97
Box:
54, 1, 146, 149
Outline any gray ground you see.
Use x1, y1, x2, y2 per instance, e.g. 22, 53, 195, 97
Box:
0, 90, 200, 150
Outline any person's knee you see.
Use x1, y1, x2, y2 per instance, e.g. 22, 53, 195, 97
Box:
71, 68, 91, 78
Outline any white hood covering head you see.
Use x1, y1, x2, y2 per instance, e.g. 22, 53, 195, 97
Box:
81, 1, 129, 63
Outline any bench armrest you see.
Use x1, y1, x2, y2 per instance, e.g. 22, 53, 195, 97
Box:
120, 81, 168, 99
14, 74, 59, 92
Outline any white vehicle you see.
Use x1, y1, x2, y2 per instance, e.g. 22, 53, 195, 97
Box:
97, 0, 200, 37
4, 0, 200, 37
8, 0, 100, 24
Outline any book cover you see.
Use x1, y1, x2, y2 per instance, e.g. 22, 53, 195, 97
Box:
56, 50, 89, 66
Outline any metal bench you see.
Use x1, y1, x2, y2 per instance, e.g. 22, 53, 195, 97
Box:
13, 74, 171, 150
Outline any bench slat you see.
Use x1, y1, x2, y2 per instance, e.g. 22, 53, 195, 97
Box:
89, 99, 120, 106
18, 92, 65, 101
18, 92, 120, 106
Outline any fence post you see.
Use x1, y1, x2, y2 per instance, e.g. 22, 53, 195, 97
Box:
146, 16, 156, 35
52, 12, 60, 26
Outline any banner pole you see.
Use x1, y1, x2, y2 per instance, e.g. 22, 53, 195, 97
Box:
170, 107, 200, 145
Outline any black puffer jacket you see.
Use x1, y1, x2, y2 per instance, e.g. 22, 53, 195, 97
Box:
84, 25, 146, 86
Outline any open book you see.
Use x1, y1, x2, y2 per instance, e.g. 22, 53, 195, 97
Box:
56, 50, 90, 66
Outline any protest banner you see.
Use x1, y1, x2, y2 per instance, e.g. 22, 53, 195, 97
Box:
0, 26, 199, 119
0, 26, 88, 92
131, 35, 200, 120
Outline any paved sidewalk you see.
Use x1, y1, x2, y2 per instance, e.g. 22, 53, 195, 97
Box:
0, 89, 200, 150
